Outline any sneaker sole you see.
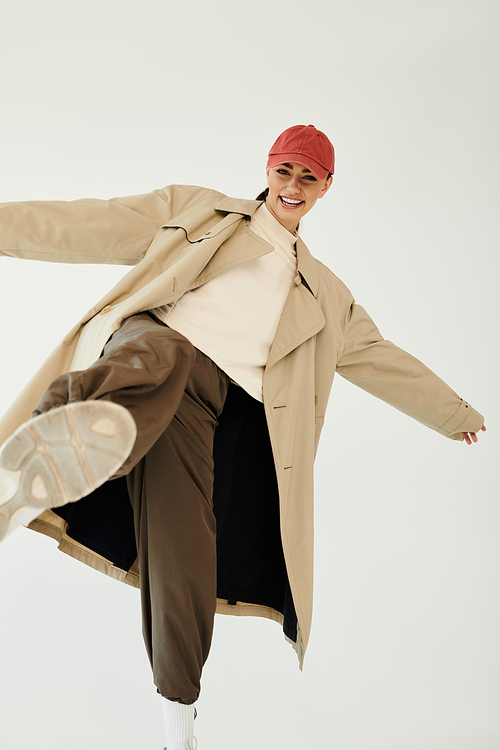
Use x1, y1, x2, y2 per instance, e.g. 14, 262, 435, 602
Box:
0, 401, 137, 542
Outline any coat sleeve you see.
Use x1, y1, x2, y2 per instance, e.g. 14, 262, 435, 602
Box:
335, 301, 484, 441
0, 187, 193, 266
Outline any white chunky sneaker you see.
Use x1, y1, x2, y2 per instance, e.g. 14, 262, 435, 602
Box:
163, 738, 198, 750
0, 400, 137, 542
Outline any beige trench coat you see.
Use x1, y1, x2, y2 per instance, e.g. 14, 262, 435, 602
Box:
0, 185, 484, 663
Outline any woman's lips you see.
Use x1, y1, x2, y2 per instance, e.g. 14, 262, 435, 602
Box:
279, 195, 304, 209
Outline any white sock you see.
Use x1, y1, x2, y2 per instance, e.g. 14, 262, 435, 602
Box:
162, 697, 196, 747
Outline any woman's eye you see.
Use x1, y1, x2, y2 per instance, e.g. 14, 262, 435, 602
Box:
277, 169, 290, 175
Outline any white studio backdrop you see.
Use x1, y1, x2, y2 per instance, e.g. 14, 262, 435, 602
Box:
0, 1, 498, 749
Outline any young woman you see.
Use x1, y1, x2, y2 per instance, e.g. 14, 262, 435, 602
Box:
0, 125, 485, 750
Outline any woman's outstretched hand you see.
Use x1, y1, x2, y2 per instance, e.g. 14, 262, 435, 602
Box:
462, 424, 487, 445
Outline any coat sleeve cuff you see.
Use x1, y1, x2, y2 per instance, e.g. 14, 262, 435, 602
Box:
437, 399, 484, 441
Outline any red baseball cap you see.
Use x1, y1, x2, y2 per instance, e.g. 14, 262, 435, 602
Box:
267, 124, 335, 180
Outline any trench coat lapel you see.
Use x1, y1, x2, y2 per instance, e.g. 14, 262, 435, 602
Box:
161, 197, 269, 291
267, 236, 325, 368
189, 220, 273, 288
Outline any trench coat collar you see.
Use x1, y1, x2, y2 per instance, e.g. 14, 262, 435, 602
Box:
215, 195, 262, 217
215, 197, 320, 298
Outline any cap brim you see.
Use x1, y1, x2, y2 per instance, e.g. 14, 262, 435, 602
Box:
266, 154, 330, 180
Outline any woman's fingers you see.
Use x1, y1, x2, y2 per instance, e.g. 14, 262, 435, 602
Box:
462, 426, 486, 445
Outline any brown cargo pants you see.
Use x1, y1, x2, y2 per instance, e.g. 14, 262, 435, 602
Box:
33, 312, 230, 704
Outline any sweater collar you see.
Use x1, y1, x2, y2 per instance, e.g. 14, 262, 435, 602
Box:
250, 203, 297, 250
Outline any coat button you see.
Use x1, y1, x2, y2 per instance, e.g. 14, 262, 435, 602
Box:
99, 305, 111, 315
314, 395, 318, 406
204, 231, 211, 236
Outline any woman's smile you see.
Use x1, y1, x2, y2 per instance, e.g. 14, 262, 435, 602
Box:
279, 195, 305, 209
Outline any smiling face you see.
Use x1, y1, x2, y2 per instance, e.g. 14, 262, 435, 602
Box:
265, 162, 332, 233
